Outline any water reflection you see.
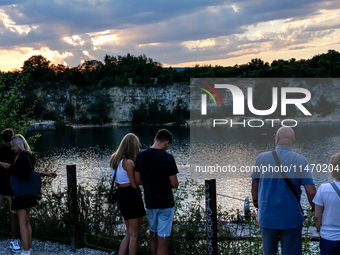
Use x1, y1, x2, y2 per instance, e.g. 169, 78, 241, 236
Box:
29, 123, 340, 210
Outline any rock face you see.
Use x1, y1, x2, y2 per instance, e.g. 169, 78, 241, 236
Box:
34, 79, 340, 124
106, 84, 189, 124
37, 84, 190, 124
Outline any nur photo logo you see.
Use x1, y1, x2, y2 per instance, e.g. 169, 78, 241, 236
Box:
192, 78, 313, 128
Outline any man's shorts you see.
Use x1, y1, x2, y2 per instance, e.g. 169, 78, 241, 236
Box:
147, 207, 175, 237
0, 194, 17, 214
261, 225, 303, 255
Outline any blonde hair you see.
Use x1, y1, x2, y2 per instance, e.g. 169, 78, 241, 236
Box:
110, 133, 140, 170
330, 153, 340, 178
10, 134, 32, 154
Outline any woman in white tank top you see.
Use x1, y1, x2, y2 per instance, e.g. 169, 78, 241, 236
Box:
313, 153, 340, 254
109, 133, 145, 255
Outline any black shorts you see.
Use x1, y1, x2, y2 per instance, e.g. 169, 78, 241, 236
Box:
117, 186, 146, 220
11, 195, 38, 210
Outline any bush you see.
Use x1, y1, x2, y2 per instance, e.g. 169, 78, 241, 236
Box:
77, 113, 91, 124
91, 116, 101, 125
43, 110, 59, 121
132, 99, 188, 125
55, 120, 72, 130
88, 91, 113, 124
100, 76, 114, 88
64, 103, 75, 119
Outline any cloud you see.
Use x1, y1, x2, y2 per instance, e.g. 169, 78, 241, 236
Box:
1, 0, 340, 71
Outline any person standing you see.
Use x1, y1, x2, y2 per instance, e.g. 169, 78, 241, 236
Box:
135, 129, 179, 255
1, 134, 56, 255
251, 127, 316, 255
110, 133, 146, 255
313, 153, 340, 255
0, 129, 20, 252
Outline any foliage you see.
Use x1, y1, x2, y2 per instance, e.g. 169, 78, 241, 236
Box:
87, 91, 113, 124
0, 177, 319, 254
22, 55, 51, 81
77, 113, 91, 124
64, 103, 75, 119
13, 49, 340, 91
132, 99, 189, 125
0, 71, 36, 136
43, 110, 59, 121
55, 120, 72, 130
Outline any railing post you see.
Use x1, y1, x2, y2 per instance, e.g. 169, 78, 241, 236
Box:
205, 179, 218, 255
67, 165, 78, 252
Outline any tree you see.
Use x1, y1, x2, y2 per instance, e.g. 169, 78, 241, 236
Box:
248, 58, 268, 70
22, 55, 51, 80
87, 91, 112, 124
64, 103, 75, 120
0, 71, 37, 137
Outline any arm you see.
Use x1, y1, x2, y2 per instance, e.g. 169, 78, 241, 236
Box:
251, 179, 259, 209
304, 184, 317, 212
169, 174, 179, 188
123, 159, 138, 189
135, 171, 142, 185
1, 162, 11, 169
41, 172, 57, 178
313, 205, 324, 232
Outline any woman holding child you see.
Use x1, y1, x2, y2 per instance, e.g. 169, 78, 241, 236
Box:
313, 152, 340, 255
110, 133, 145, 255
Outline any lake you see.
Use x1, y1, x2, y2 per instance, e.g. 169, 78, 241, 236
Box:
28, 122, 340, 210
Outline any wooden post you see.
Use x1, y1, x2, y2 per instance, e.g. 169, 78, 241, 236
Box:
205, 179, 218, 255
67, 165, 78, 252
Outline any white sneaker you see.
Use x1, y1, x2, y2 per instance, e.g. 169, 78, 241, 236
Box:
19, 251, 30, 255
10, 239, 21, 252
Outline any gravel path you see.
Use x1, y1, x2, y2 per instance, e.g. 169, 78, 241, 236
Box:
0, 239, 116, 255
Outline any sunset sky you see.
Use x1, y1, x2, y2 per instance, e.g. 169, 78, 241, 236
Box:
1, 0, 340, 71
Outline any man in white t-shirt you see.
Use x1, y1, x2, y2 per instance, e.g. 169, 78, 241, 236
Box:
313, 152, 340, 254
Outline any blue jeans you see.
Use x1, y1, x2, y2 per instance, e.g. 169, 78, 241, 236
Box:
260, 225, 303, 255
320, 237, 340, 255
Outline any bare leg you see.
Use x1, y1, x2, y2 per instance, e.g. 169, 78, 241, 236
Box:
17, 208, 31, 251
10, 212, 20, 239
150, 231, 158, 255
26, 211, 32, 249
127, 217, 143, 255
157, 236, 169, 255
118, 221, 129, 255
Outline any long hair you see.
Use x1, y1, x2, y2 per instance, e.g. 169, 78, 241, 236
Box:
10, 134, 32, 154
110, 133, 140, 170
330, 153, 340, 178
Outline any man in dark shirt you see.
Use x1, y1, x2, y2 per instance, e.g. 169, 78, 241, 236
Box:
135, 129, 179, 255
0, 129, 21, 252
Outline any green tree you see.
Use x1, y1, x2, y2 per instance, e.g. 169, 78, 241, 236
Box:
0, 71, 37, 139
64, 103, 75, 120
87, 91, 113, 124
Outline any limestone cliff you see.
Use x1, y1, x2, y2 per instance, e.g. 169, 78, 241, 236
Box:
35, 83, 190, 124
33, 78, 340, 125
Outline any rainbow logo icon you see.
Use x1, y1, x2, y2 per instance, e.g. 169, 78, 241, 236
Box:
198, 82, 222, 115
